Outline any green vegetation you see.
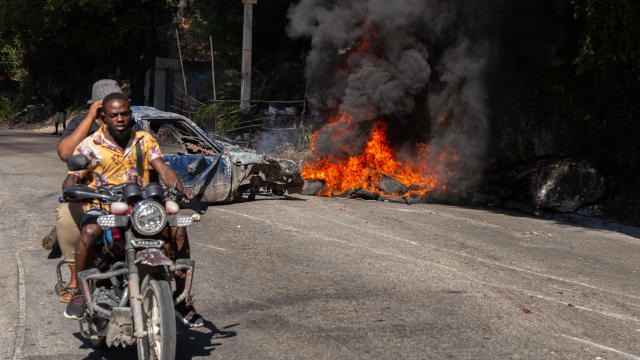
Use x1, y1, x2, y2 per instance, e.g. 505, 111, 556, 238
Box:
0, 40, 34, 119
0, 96, 13, 121
0, 0, 307, 120
192, 101, 246, 132
0, 0, 178, 111
553, 0, 640, 222
558, 0, 640, 172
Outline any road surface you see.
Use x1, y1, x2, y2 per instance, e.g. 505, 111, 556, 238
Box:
1, 130, 639, 359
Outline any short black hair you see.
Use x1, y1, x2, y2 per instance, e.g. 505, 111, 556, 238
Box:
102, 92, 129, 107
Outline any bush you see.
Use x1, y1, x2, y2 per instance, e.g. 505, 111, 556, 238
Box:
561, 0, 640, 175
218, 69, 241, 100
0, 97, 13, 121
192, 102, 247, 132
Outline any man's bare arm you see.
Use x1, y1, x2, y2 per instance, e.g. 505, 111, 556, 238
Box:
57, 100, 103, 161
150, 158, 184, 192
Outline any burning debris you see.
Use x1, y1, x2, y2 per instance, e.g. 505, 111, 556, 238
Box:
289, 0, 491, 203
301, 120, 457, 202
301, 176, 445, 205
379, 175, 408, 196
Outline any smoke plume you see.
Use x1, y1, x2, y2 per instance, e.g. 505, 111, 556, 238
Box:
289, 0, 561, 195
287, 0, 496, 194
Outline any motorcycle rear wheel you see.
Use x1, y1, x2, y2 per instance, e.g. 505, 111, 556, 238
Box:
136, 275, 176, 360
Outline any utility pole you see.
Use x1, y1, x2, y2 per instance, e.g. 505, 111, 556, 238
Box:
176, 29, 189, 115
240, 0, 257, 109
209, 35, 217, 101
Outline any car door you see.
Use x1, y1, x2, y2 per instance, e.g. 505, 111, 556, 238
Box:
163, 153, 233, 203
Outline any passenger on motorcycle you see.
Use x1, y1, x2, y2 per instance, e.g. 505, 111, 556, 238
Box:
61, 92, 204, 327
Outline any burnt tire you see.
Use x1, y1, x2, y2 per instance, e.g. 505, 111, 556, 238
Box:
137, 275, 176, 360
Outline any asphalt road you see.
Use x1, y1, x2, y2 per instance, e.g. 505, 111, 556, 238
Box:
1, 130, 639, 360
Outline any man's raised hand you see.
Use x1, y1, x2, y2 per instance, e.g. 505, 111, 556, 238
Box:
88, 99, 103, 119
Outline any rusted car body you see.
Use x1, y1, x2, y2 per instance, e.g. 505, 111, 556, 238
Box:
131, 106, 304, 203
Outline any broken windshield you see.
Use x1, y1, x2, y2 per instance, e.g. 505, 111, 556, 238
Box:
147, 119, 219, 156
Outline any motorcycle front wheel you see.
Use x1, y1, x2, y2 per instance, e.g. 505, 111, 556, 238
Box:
136, 275, 176, 360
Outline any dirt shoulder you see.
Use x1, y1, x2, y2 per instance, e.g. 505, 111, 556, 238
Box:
0, 117, 56, 133
0, 110, 87, 134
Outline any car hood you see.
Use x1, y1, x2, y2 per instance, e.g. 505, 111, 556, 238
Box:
226, 147, 301, 177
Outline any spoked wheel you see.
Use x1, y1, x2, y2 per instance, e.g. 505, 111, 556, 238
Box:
137, 275, 176, 360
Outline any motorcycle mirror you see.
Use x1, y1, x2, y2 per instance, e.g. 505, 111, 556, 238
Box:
66, 154, 90, 171
186, 157, 207, 176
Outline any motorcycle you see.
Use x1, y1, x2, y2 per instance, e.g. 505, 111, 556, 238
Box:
60, 154, 209, 359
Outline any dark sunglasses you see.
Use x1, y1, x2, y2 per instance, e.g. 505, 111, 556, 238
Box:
107, 110, 132, 119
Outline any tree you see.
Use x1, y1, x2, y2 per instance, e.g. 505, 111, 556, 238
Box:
559, 0, 640, 172
0, 39, 32, 114
0, 0, 178, 109
187, 0, 309, 100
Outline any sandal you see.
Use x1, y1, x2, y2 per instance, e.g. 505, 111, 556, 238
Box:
59, 286, 77, 303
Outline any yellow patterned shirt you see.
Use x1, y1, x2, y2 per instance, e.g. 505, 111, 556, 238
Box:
69, 125, 164, 189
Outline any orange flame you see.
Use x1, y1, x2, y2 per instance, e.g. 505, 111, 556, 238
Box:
303, 117, 455, 197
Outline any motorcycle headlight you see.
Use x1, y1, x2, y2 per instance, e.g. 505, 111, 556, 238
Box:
131, 200, 167, 236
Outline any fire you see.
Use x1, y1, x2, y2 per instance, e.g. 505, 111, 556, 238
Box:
302, 118, 454, 198
302, 16, 455, 199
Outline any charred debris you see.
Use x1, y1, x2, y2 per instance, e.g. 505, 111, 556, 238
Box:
301, 175, 446, 205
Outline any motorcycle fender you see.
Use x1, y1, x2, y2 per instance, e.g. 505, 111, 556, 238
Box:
134, 248, 173, 267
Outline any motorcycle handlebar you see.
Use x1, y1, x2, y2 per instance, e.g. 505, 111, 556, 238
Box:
62, 182, 208, 213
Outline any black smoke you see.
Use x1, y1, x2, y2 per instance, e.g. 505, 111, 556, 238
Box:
289, 0, 561, 194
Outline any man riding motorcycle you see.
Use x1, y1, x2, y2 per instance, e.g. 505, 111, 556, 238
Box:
62, 92, 203, 327
54, 79, 124, 304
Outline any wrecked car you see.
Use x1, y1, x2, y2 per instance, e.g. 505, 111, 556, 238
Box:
131, 106, 304, 203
